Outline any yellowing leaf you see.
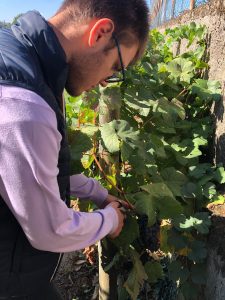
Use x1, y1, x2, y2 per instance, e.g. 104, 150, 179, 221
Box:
160, 222, 174, 253
124, 249, 148, 300
177, 247, 191, 256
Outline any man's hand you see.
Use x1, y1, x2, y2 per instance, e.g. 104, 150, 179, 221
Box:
101, 194, 133, 210
107, 201, 125, 239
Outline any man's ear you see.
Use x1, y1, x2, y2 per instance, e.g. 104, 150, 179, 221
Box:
88, 18, 114, 49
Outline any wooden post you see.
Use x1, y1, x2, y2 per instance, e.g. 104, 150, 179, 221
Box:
98, 240, 118, 300
163, 0, 168, 22
171, 0, 176, 18
98, 86, 122, 300
190, 0, 195, 10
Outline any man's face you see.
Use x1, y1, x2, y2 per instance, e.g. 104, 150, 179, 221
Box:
65, 41, 138, 97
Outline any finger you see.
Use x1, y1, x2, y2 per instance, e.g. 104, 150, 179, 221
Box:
116, 199, 129, 209
116, 199, 134, 210
109, 201, 120, 209
116, 200, 123, 208
124, 202, 135, 210
119, 207, 127, 214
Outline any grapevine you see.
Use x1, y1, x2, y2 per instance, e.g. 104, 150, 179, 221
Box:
66, 22, 224, 299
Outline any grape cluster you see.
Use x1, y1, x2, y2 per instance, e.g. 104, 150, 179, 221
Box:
138, 215, 160, 252
154, 277, 178, 300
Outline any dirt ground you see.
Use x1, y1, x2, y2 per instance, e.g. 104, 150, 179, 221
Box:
54, 249, 99, 300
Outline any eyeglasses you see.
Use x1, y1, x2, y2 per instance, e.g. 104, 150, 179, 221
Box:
105, 33, 126, 83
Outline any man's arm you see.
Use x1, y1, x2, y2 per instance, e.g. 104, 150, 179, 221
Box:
70, 174, 132, 209
70, 174, 108, 207
0, 86, 122, 252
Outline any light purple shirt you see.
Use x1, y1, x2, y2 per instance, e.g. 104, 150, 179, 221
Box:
0, 85, 118, 253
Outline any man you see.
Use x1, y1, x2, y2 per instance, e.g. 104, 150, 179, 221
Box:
0, 0, 149, 298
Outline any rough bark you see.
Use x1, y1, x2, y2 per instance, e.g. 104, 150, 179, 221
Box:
205, 213, 225, 300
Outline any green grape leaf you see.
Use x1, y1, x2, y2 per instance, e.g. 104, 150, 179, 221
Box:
161, 167, 188, 197
124, 89, 151, 116
191, 263, 207, 285
141, 182, 175, 199
190, 79, 221, 102
167, 228, 188, 249
144, 261, 164, 283
180, 281, 199, 300
103, 253, 120, 272
148, 134, 167, 159
168, 260, 190, 284
81, 152, 94, 169
154, 97, 185, 121
181, 182, 197, 198
113, 215, 139, 248
171, 98, 186, 120
188, 163, 212, 179
142, 62, 153, 73
185, 147, 202, 159
134, 192, 156, 226
69, 130, 93, 173
214, 166, 225, 184
124, 249, 148, 300
118, 287, 130, 300
166, 57, 195, 84
69, 130, 93, 156
100, 120, 139, 153
193, 136, 208, 147
178, 213, 211, 234
184, 137, 207, 159
203, 182, 217, 199
100, 123, 120, 153
188, 240, 207, 262
141, 183, 183, 219
80, 125, 99, 137
121, 141, 135, 161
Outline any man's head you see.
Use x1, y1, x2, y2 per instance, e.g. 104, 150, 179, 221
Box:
49, 0, 149, 96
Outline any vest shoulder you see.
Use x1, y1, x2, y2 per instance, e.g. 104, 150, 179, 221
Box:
0, 28, 44, 89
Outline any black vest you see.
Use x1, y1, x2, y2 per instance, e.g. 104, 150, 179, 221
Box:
0, 11, 71, 296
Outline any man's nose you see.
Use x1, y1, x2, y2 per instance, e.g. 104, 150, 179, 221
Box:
99, 81, 108, 87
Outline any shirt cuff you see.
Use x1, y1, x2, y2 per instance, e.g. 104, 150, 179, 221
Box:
97, 205, 119, 234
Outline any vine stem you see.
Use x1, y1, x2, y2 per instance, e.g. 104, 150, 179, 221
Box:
92, 153, 133, 209
176, 88, 188, 99
142, 116, 154, 129
93, 153, 123, 194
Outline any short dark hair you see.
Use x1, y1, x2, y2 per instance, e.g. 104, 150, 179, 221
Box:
57, 0, 150, 62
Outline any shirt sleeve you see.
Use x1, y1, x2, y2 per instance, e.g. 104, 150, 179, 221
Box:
0, 87, 118, 253
70, 174, 108, 207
